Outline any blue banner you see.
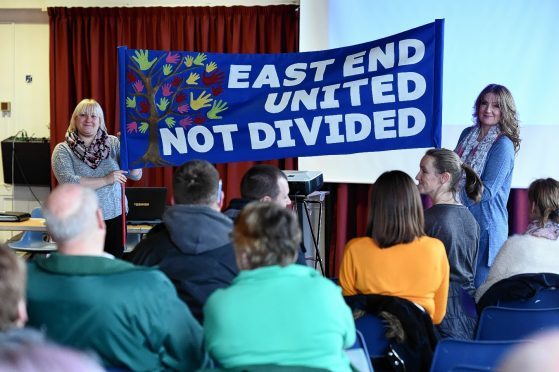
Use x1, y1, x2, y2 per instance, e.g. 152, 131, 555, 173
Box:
118, 20, 444, 169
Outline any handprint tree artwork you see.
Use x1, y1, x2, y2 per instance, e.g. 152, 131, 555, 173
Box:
118, 22, 443, 170
121, 48, 228, 167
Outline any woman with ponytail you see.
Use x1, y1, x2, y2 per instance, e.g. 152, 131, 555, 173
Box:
416, 148, 482, 339
476, 178, 559, 302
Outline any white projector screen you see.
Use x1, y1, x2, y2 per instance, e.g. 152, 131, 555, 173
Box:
299, 0, 559, 188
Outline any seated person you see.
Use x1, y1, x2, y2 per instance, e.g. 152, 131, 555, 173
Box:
0, 334, 105, 372
204, 202, 356, 371
224, 164, 307, 265
0, 246, 27, 332
416, 149, 482, 339
340, 170, 450, 325
127, 159, 238, 323
476, 178, 559, 302
26, 184, 206, 371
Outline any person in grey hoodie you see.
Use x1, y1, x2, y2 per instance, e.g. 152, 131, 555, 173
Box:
127, 159, 238, 323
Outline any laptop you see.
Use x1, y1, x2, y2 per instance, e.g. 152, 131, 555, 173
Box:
125, 187, 167, 225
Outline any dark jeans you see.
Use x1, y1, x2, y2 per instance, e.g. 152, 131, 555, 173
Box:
105, 215, 124, 258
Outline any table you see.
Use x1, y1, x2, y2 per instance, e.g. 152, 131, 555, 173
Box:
0, 218, 153, 234
0, 218, 153, 254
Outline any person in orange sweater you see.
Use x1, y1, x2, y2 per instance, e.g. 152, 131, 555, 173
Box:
339, 170, 450, 324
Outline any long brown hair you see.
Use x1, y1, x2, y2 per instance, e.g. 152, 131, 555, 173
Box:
528, 178, 559, 227
367, 170, 424, 248
473, 84, 521, 153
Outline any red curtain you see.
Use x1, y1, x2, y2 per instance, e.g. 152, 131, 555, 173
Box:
48, 5, 299, 204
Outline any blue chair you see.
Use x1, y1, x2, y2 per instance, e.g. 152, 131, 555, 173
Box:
429, 339, 525, 372
354, 312, 390, 359
449, 365, 492, 371
476, 306, 559, 341
495, 287, 559, 309
347, 329, 375, 372
7, 207, 57, 253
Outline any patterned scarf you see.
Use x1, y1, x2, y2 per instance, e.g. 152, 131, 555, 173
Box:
455, 125, 502, 178
66, 128, 110, 169
525, 220, 559, 240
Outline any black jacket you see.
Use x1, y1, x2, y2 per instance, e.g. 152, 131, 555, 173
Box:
477, 272, 559, 312
127, 205, 238, 323
345, 294, 439, 372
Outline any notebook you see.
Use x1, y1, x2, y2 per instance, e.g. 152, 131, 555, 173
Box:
125, 187, 167, 225
0, 211, 31, 222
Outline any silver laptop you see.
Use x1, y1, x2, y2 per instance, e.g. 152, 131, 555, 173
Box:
125, 187, 167, 225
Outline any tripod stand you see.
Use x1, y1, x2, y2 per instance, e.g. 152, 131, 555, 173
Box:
291, 192, 328, 275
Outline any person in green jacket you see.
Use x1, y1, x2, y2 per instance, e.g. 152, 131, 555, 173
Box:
204, 202, 356, 371
26, 184, 207, 371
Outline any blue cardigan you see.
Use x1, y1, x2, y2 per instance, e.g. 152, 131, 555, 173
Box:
457, 126, 515, 266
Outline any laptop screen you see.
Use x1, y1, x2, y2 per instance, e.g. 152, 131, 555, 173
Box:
125, 187, 167, 224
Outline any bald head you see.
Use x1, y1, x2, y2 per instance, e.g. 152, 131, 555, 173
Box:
44, 184, 104, 252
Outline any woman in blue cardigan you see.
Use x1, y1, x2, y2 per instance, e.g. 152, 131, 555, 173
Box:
455, 84, 521, 288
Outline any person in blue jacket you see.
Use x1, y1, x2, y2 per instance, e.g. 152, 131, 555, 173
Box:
454, 84, 521, 288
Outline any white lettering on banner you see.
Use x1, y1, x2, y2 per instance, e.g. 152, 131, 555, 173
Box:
228, 65, 252, 88
229, 59, 336, 89
369, 42, 395, 72
371, 75, 395, 104
159, 109, 426, 156
399, 39, 425, 66
343, 39, 425, 78
398, 107, 425, 136
319, 84, 341, 109
160, 124, 239, 155
373, 110, 397, 139
212, 124, 239, 151
397, 72, 426, 101
294, 116, 322, 146
274, 120, 296, 147
324, 115, 345, 144
264, 73, 426, 114
247, 111, 425, 150
373, 108, 426, 139
188, 126, 214, 153
248, 122, 276, 150
284, 63, 307, 86
342, 78, 369, 106
345, 113, 371, 142
253, 65, 281, 88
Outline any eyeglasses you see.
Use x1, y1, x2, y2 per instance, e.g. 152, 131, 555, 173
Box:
77, 113, 98, 119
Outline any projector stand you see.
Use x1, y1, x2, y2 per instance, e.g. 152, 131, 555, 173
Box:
291, 193, 327, 275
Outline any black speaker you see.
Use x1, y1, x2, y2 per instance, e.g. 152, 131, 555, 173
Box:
2, 137, 51, 186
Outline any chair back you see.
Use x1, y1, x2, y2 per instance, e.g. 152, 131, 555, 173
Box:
7, 207, 56, 252
429, 339, 524, 372
347, 329, 375, 372
476, 306, 559, 341
495, 287, 559, 309
354, 312, 389, 358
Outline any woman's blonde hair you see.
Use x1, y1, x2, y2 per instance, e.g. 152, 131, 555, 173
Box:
67, 98, 106, 134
